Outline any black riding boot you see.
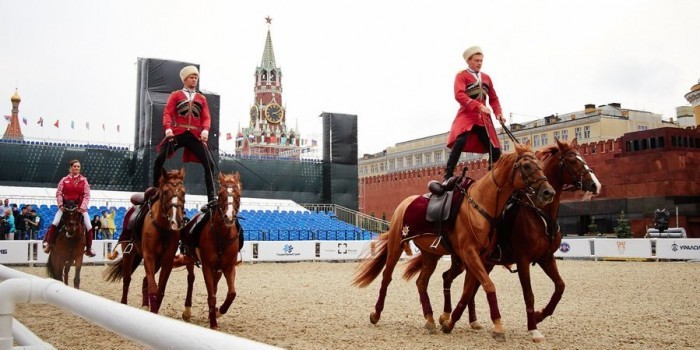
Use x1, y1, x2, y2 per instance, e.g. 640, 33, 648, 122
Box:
445, 132, 468, 181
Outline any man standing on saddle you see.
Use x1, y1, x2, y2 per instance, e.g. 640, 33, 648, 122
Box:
42, 160, 96, 257
152, 65, 216, 206
444, 46, 505, 182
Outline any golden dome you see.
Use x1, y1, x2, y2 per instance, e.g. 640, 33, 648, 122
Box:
10, 90, 21, 102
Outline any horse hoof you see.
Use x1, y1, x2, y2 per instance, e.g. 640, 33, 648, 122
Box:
216, 310, 223, 319
369, 312, 380, 325
441, 322, 453, 334
529, 330, 546, 343
438, 313, 450, 326
491, 331, 506, 342
424, 321, 437, 334
182, 312, 192, 322
470, 321, 483, 330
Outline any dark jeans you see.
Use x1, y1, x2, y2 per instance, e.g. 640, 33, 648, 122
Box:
153, 131, 216, 201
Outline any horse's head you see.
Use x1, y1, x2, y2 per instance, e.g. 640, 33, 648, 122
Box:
555, 138, 601, 195
158, 168, 186, 230
61, 205, 84, 238
496, 142, 556, 206
216, 171, 241, 226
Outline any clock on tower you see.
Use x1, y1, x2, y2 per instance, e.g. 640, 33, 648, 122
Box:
265, 103, 284, 124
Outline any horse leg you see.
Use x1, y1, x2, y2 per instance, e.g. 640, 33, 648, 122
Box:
439, 255, 465, 326
143, 255, 159, 313
74, 258, 83, 290
217, 264, 237, 319
201, 265, 219, 329
370, 240, 404, 325
182, 261, 195, 322
416, 253, 440, 333
155, 255, 177, 314
443, 251, 505, 342
516, 260, 546, 343
63, 263, 70, 286
463, 263, 494, 331
141, 276, 149, 309
535, 255, 565, 325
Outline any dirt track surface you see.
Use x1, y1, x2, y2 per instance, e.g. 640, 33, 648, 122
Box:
10, 259, 700, 350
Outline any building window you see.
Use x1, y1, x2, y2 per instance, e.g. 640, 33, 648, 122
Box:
414, 154, 421, 165
396, 158, 403, 169
424, 153, 432, 164
406, 156, 413, 167
379, 162, 385, 172
561, 129, 569, 140
553, 131, 560, 141
520, 137, 529, 144
584, 125, 591, 139
533, 134, 540, 147
435, 151, 443, 163
638, 125, 648, 131
575, 127, 582, 140
388, 159, 395, 170
503, 140, 510, 151
541, 133, 548, 146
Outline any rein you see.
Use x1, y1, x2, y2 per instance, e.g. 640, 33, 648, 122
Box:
558, 150, 595, 192
149, 185, 186, 231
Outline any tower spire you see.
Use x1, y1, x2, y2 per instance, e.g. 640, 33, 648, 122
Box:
261, 17, 277, 70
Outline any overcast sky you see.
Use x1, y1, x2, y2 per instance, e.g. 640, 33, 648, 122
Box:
1, 0, 698, 156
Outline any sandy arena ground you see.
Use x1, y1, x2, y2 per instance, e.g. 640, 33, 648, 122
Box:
9, 259, 700, 350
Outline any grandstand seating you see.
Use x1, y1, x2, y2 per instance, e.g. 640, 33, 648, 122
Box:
26, 205, 378, 241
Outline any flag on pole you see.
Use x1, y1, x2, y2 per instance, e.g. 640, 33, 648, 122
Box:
226, 132, 232, 140
70, 121, 75, 129
22, 117, 27, 125
117, 125, 120, 132
3, 115, 10, 121
86, 122, 90, 130
37, 117, 44, 126
102, 123, 105, 131
54, 120, 59, 128
311, 139, 318, 146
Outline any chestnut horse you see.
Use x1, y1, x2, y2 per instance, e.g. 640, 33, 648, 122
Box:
103, 168, 186, 313
179, 172, 242, 329
46, 202, 86, 288
352, 142, 555, 341
403, 138, 601, 342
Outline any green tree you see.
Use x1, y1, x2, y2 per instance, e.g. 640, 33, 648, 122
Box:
588, 215, 600, 236
614, 210, 632, 238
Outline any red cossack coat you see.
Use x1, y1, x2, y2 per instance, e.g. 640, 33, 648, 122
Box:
161, 90, 211, 163
446, 70, 502, 153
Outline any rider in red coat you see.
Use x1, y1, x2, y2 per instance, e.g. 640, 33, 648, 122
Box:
152, 65, 216, 205
444, 46, 505, 181
42, 160, 96, 257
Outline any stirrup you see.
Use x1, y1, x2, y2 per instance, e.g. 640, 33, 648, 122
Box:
123, 242, 134, 254
430, 236, 442, 249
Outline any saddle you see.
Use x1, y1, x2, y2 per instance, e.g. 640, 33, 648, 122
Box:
122, 187, 159, 242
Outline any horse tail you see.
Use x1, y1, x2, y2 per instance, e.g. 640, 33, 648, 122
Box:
45, 254, 61, 281
351, 238, 388, 288
402, 253, 424, 281
102, 256, 125, 282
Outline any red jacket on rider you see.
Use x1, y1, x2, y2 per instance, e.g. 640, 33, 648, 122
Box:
56, 174, 90, 212
161, 89, 211, 163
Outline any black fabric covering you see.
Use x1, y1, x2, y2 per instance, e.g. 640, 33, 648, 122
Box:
320, 112, 359, 210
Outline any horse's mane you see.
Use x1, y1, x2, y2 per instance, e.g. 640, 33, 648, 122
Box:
492, 142, 534, 170
537, 144, 560, 163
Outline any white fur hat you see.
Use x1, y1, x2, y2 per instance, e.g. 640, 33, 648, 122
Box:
179, 65, 199, 82
462, 46, 483, 62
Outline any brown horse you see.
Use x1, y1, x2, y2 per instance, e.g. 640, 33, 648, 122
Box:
178, 171, 242, 329
103, 168, 186, 313
46, 202, 86, 288
352, 142, 555, 341
403, 138, 601, 342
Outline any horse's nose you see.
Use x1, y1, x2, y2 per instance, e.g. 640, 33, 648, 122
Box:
542, 187, 556, 203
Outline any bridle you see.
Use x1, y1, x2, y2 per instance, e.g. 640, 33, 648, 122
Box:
558, 149, 595, 192
61, 206, 83, 239
152, 178, 186, 230
214, 180, 241, 227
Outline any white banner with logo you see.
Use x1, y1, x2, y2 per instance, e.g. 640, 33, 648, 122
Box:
252, 241, 316, 261
593, 239, 652, 259
554, 239, 592, 258
318, 241, 371, 260
655, 239, 700, 259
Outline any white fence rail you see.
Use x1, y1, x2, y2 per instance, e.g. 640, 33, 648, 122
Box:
0, 265, 281, 350
0, 238, 699, 265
